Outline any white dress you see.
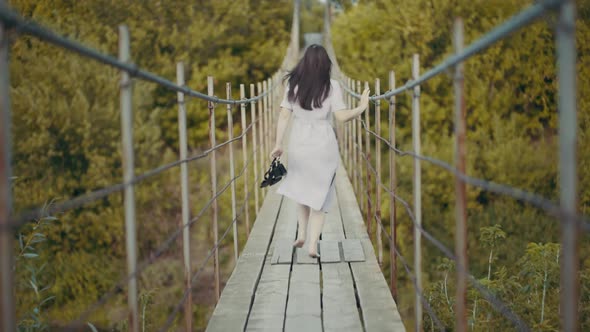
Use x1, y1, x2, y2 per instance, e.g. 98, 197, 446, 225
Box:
276, 79, 347, 212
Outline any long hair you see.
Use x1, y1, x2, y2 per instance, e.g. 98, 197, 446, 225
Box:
284, 44, 332, 110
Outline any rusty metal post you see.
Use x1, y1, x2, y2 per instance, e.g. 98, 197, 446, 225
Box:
364, 81, 372, 238
263, 80, 269, 170
0, 12, 15, 332
412, 53, 423, 332
375, 78, 383, 266
227, 83, 239, 262
208, 76, 220, 302
453, 19, 468, 332
240, 84, 251, 235
388, 70, 398, 298
357, 80, 364, 215
556, 2, 579, 331
176, 62, 193, 330
250, 84, 260, 214
257, 82, 265, 198
119, 26, 139, 332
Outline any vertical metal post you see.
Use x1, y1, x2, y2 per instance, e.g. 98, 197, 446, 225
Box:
375, 78, 383, 266
453, 19, 468, 332
352, 82, 358, 193
412, 53, 423, 332
257, 82, 265, 198
388, 70, 397, 298
357, 80, 364, 216
176, 62, 193, 330
0, 14, 15, 332
227, 83, 239, 262
208, 76, 220, 302
250, 84, 260, 214
263, 80, 269, 169
118, 26, 139, 332
268, 78, 274, 150
348, 80, 353, 178
344, 78, 349, 173
240, 84, 251, 235
364, 81, 372, 238
556, 2, 579, 331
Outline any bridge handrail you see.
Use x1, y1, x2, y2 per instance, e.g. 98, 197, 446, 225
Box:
325, 0, 579, 330
0, 3, 279, 105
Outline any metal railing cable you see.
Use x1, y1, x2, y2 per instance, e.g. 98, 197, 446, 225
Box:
338, 0, 563, 101
0, 4, 275, 105
158, 184, 256, 332
358, 119, 590, 231
358, 149, 530, 330
66, 143, 261, 328
6, 119, 260, 230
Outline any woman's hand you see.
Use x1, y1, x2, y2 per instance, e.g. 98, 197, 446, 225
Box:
270, 145, 283, 159
359, 88, 370, 111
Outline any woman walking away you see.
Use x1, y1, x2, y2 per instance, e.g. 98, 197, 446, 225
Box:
270, 44, 370, 258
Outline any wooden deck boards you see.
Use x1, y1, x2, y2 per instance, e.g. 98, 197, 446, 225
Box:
206, 165, 406, 332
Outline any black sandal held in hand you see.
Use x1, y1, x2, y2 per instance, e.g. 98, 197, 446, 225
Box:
260, 157, 287, 188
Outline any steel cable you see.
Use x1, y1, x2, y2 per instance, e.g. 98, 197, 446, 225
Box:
0, 4, 283, 105
7, 119, 259, 230
65, 143, 260, 328
357, 119, 590, 231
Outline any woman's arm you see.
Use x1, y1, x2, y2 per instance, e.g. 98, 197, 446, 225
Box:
333, 88, 370, 123
270, 107, 292, 158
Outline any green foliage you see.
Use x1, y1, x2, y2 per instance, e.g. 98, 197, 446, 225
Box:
333, 0, 590, 330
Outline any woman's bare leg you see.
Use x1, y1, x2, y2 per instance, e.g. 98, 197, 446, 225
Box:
307, 208, 326, 257
293, 203, 310, 248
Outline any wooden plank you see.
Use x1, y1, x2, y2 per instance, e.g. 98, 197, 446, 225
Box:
342, 239, 365, 262
319, 240, 341, 263
271, 240, 294, 264
246, 197, 297, 331
206, 192, 283, 332
295, 247, 318, 264
322, 187, 364, 331
284, 264, 322, 332
336, 164, 406, 331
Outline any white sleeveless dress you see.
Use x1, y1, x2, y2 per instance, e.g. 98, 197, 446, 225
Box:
276, 79, 347, 212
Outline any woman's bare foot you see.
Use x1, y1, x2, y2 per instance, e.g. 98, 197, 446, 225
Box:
293, 239, 305, 248
308, 243, 320, 258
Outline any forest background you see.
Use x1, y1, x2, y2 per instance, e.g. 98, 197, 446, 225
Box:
8, 0, 590, 331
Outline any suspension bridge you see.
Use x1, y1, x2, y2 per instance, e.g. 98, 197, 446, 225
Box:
0, 0, 584, 331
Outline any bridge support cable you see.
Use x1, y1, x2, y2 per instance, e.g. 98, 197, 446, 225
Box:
556, 1, 579, 331
0, 1, 16, 329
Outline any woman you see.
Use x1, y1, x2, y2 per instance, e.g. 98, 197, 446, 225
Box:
270, 44, 370, 258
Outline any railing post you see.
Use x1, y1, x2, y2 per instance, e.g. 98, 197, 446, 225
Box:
375, 78, 383, 266
347, 79, 353, 177
250, 84, 260, 214
357, 80, 364, 215
208, 76, 220, 302
240, 84, 251, 235
364, 81, 372, 239
257, 82, 265, 197
176, 62, 193, 331
227, 83, 239, 263
263, 80, 269, 171
0, 12, 15, 332
412, 53, 423, 332
453, 18, 468, 332
556, 2, 579, 331
118, 26, 139, 332
388, 70, 397, 299
268, 78, 273, 150
352, 82, 358, 193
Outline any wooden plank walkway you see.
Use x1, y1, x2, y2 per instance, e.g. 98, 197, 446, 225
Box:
206, 164, 406, 332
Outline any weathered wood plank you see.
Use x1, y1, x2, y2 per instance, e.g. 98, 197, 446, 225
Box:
271, 240, 294, 264
206, 192, 283, 332
342, 239, 365, 262
245, 197, 297, 331
296, 247, 318, 264
336, 165, 406, 331
284, 264, 322, 332
319, 240, 341, 263
322, 187, 364, 332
